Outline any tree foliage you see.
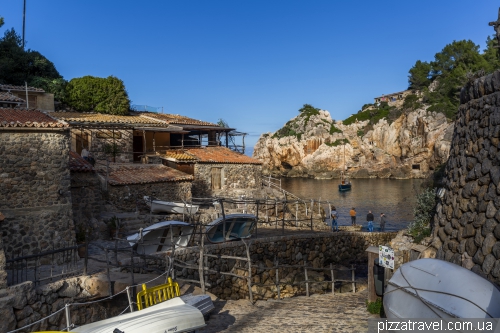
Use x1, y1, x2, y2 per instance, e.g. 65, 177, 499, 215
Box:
0, 28, 64, 98
407, 38, 500, 119
65, 76, 131, 115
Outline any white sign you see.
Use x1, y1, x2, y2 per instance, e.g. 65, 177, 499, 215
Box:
379, 245, 395, 269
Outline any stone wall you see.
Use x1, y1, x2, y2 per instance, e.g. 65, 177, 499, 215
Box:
88, 129, 133, 163
71, 171, 104, 239
106, 180, 192, 212
171, 232, 395, 300
432, 70, 500, 285
0, 276, 128, 332
192, 163, 262, 197
0, 130, 75, 256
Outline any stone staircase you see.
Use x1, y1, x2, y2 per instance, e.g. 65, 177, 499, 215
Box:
201, 290, 378, 332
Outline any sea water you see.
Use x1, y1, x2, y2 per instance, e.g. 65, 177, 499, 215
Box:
280, 177, 424, 232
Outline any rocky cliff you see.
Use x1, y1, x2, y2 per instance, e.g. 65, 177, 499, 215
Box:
253, 107, 454, 179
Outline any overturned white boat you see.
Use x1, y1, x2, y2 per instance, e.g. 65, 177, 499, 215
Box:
72, 296, 206, 333
144, 196, 199, 215
206, 214, 257, 243
127, 221, 194, 254
384, 258, 500, 318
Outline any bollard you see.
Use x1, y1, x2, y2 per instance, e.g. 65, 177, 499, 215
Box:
65, 303, 71, 331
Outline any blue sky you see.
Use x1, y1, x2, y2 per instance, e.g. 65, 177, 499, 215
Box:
1, 1, 498, 154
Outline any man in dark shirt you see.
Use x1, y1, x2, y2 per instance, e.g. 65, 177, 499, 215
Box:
380, 213, 387, 232
367, 210, 374, 232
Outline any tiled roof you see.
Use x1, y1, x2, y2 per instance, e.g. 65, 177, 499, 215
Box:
140, 112, 220, 127
184, 147, 262, 164
0, 108, 68, 128
0, 84, 45, 92
48, 112, 167, 126
165, 150, 198, 161
0, 92, 25, 103
104, 164, 193, 185
69, 151, 94, 172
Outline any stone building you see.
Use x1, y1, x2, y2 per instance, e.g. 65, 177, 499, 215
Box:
163, 146, 263, 197
0, 91, 25, 108
0, 108, 74, 257
0, 84, 55, 111
431, 70, 500, 286
104, 164, 194, 212
69, 151, 104, 237
373, 90, 413, 106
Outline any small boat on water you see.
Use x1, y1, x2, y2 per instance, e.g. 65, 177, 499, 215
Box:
71, 296, 206, 333
206, 214, 257, 243
384, 258, 500, 318
144, 196, 199, 215
127, 221, 194, 254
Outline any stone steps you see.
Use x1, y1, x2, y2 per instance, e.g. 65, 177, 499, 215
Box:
201, 290, 377, 332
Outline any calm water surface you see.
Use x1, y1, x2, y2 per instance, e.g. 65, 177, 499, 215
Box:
280, 178, 424, 231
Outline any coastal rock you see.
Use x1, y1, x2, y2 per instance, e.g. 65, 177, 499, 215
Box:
253, 108, 453, 179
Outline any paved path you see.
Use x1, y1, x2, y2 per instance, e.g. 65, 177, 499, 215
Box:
200, 290, 378, 332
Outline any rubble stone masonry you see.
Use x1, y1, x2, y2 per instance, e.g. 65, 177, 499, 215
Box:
0, 130, 75, 257
433, 70, 500, 286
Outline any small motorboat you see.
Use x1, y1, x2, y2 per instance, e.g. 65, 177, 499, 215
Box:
127, 221, 194, 254
71, 296, 206, 333
384, 258, 500, 318
205, 214, 257, 243
144, 196, 199, 215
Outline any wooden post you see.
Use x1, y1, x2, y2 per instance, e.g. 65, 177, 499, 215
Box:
275, 202, 278, 230
318, 197, 321, 214
255, 201, 259, 237
243, 240, 253, 303
366, 246, 378, 303
295, 202, 298, 226
199, 236, 205, 294
330, 263, 335, 295
351, 264, 356, 293
310, 213, 313, 231
105, 250, 112, 296
281, 200, 285, 235
275, 257, 280, 300
304, 261, 309, 297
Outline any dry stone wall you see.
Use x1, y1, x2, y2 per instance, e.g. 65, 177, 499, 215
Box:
0, 130, 75, 256
172, 232, 395, 300
432, 70, 500, 285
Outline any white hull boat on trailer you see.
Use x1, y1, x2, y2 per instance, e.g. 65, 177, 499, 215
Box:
384, 258, 500, 318
127, 221, 194, 255
72, 296, 206, 333
144, 196, 199, 215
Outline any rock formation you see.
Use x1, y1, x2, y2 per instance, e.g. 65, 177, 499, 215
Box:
253, 107, 454, 179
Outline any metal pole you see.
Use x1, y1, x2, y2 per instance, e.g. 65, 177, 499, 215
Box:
304, 261, 309, 297
22, 0, 26, 49
126, 286, 135, 313
275, 257, 280, 300
282, 200, 285, 235
318, 197, 321, 214
65, 304, 71, 331
25, 82, 29, 109
255, 201, 259, 237
330, 263, 335, 295
220, 200, 226, 242
351, 265, 355, 293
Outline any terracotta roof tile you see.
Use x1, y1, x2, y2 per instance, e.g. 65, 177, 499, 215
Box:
0, 84, 45, 92
141, 113, 220, 127
165, 150, 198, 161
69, 151, 94, 172
48, 112, 167, 126
184, 147, 262, 164
0, 92, 25, 103
104, 164, 193, 185
0, 108, 68, 128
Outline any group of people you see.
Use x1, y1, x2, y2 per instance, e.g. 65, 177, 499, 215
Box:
330, 207, 386, 232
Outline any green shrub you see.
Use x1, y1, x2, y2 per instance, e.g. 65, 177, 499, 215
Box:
329, 123, 342, 134
325, 138, 349, 147
357, 130, 364, 137
366, 298, 384, 315
407, 187, 436, 243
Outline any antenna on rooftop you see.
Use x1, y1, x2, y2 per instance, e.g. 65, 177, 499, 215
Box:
22, 0, 26, 49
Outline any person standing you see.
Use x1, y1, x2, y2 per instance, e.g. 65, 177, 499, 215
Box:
81, 147, 90, 161
350, 207, 356, 225
367, 210, 374, 232
380, 213, 386, 232
331, 206, 338, 232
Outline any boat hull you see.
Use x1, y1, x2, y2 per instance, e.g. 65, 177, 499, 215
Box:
384, 258, 500, 319
127, 221, 194, 254
338, 184, 352, 191
72, 297, 205, 333
144, 196, 199, 214
205, 214, 257, 243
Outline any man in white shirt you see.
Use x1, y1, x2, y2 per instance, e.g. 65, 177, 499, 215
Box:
81, 147, 89, 161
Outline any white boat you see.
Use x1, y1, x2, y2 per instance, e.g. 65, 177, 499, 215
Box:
206, 214, 257, 243
144, 196, 199, 215
384, 258, 500, 318
72, 296, 206, 333
127, 221, 194, 254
